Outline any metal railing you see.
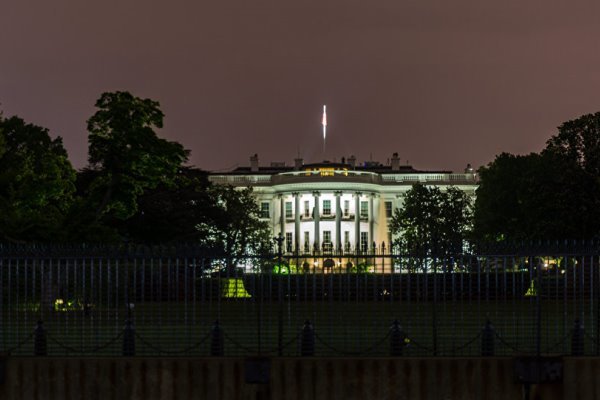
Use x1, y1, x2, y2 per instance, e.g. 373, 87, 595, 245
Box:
1, 242, 600, 357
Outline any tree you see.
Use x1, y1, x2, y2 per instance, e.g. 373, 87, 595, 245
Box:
546, 112, 600, 176
86, 91, 188, 221
543, 112, 600, 237
474, 151, 600, 243
0, 116, 76, 242
114, 167, 212, 243
390, 184, 472, 264
473, 153, 535, 242
195, 185, 272, 272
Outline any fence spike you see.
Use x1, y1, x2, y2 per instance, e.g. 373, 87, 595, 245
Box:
390, 319, 408, 356
572, 319, 584, 356
123, 319, 135, 356
481, 319, 494, 356
300, 320, 315, 357
34, 320, 47, 356
210, 320, 224, 356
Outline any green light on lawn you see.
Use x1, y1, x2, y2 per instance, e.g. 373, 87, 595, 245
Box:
221, 278, 251, 298
54, 298, 81, 311
524, 280, 538, 297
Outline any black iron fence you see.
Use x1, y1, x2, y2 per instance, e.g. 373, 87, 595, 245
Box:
1, 242, 600, 357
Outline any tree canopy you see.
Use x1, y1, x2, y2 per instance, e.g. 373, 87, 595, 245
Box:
546, 112, 600, 176
0, 116, 76, 242
195, 185, 272, 270
390, 184, 472, 260
473, 111, 600, 242
86, 91, 189, 220
114, 168, 212, 243
0, 94, 277, 250
473, 152, 596, 241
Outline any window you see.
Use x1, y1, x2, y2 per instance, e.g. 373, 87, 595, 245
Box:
344, 231, 350, 251
360, 232, 368, 252
344, 200, 350, 217
360, 201, 368, 218
323, 231, 332, 250
285, 232, 293, 252
323, 200, 331, 215
385, 201, 393, 218
304, 201, 310, 218
304, 232, 310, 253
285, 202, 292, 219
260, 202, 270, 219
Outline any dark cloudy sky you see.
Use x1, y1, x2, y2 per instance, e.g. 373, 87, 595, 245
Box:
2, 1, 600, 172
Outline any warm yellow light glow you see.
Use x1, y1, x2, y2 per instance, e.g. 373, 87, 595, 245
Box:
319, 168, 335, 176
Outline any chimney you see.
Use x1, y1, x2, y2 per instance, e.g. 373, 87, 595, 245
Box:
391, 153, 400, 171
464, 163, 474, 173
294, 157, 303, 170
348, 155, 356, 168
250, 154, 259, 172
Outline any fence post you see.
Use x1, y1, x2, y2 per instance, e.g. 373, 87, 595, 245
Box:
34, 320, 47, 356
481, 319, 494, 356
572, 319, 584, 356
390, 319, 408, 356
211, 320, 224, 356
123, 319, 135, 356
300, 320, 315, 356
276, 233, 284, 357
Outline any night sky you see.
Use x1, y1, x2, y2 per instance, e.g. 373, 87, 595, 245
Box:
2, 1, 600, 172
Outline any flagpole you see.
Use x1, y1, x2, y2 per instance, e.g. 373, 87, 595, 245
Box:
322, 105, 327, 158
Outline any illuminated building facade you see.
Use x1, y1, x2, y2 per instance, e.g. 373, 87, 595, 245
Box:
209, 153, 478, 261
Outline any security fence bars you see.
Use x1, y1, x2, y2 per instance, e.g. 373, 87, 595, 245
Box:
1, 241, 600, 357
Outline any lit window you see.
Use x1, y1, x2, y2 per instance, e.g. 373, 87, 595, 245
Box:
323, 200, 331, 215
385, 201, 393, 218
304, 232, 310, 253
285, 232, 293, 252
360, 232, 368, 252
260, 202, 270, 219
323, 231, 332, 251
360, 201, 368, 218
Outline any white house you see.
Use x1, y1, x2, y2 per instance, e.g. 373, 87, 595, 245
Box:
209, 153, 477, 260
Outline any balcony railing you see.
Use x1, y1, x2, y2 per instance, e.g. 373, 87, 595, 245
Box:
210, 171, 478, 187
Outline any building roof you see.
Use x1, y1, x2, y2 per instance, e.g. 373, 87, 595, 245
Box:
218, 160, 451, 175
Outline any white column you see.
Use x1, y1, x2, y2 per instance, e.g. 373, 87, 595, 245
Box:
313, 191, 320, 252
294, 192, 300, 252
279, 195, 285, 237
335, 191, 342, 251
354, 192, 361, 252
369, 194, 374, 251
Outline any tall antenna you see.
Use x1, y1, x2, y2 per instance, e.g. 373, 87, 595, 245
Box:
322, 105, 327, 157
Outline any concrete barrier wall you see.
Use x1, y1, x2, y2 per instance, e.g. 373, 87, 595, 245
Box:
0, 357, 595, 400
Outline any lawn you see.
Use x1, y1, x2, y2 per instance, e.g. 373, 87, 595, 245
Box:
1, 297, 596, 357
